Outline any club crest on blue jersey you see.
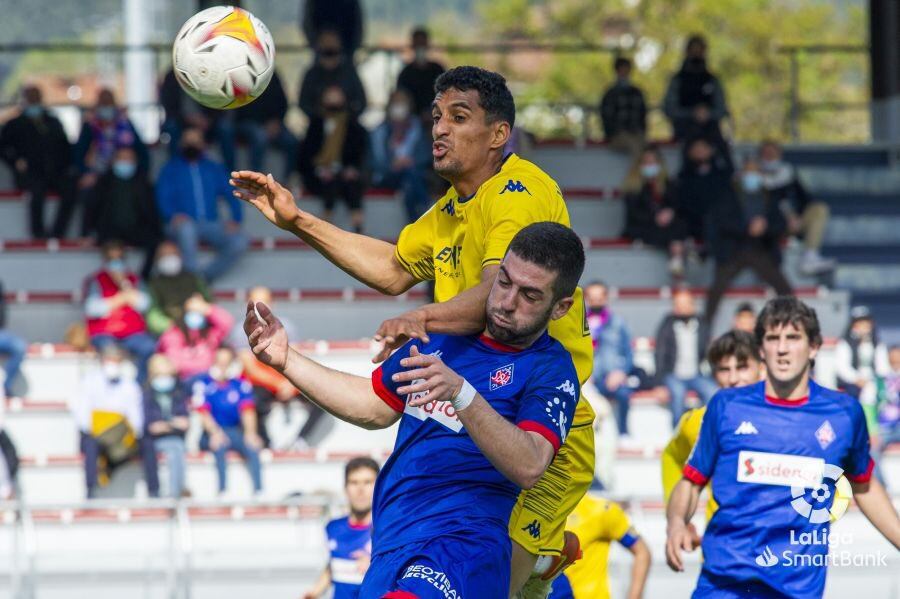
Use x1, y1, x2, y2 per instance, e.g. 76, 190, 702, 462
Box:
489, 364, 514, 390
815, 420, 836, 450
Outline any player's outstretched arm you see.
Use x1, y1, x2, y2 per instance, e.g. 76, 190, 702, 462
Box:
851, 477, 900, 550
245, 301, 400, 430
626, 537, 652, 599
392, 346, 554, 489
665, 478, 703, 572
231, 171, 418, 296
301, 565, 332, 599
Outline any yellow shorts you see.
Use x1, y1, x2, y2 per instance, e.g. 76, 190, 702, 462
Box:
509, 420, 595, 556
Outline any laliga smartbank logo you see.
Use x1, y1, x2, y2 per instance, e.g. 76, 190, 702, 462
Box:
789, 462, 852, 524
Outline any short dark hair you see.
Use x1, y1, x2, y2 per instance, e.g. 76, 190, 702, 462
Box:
614, 56, 631, 71
506, 222, 585, 301
686, 34, 707, 52
735, 302, 755, 315
585, 280, 607, 291
755, 296, 822, 347
345, 456, 380, 482
434, 66, 516, 128
411, 27, 429, 43
708, 330, 760, 366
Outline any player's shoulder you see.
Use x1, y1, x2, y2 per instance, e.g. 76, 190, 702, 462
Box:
325, 515, 349, 534
812, 380, 865, 419
530, 334, 578, 376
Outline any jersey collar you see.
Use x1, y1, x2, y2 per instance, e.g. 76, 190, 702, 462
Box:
764, 379, 819, 407
455, 153, 518, 205
477, 329, 550, 353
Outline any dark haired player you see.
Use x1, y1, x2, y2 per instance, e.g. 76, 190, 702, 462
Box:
232, 66, 595, 597
244, 223, 585, 597
666, 296, 900, 598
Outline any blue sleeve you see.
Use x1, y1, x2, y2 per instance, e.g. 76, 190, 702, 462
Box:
685, 394, 723, 485
155, 163, 177, 223
619, 530, 640, 549
515, 358, 580, 455
843, 400, 874, 483
620, 320, 634, 373
371, 339, 424, 413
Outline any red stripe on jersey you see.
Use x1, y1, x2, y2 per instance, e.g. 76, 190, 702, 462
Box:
765, 395, 809, 407
372, 366, 405, 413
847, 458, 875, 484
518, 420, 561, 454
683, 464, 709, 486
478, 334, 524, 353
382, 592, 421, 599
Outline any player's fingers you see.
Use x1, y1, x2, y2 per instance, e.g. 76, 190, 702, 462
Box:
255, 301, 275, 323
397, 378, 434, 396
231, 170, 267, 185
372, 344, 393, 364
266, 172, 285, 194
392, 367, 431, 383
681, 532, 694, 553
408, 345, 421, 357
666, 541, 682, 572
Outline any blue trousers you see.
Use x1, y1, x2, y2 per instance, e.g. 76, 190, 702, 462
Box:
0, 330, 27, 396
166, 219, 248, 283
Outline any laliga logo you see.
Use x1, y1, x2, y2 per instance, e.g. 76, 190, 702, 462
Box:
789, 463, 852, 524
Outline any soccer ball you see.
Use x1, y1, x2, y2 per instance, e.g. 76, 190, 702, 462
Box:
172, 5, 275, 110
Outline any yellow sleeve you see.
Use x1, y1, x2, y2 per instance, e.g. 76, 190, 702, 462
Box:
394, 205, 437, 281
481, 175, 563, 266
661, 411, 695, 504
603, 501, 633, 543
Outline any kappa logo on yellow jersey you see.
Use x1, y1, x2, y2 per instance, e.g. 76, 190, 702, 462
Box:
499, 179, 531, 195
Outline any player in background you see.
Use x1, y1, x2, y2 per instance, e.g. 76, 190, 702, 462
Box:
666, 297, 900, 598
243, 223, 583, 598
232, 66, 595, 598
661, 330, 765, 532
550, 497, 651, 599
303, 457, 379, 599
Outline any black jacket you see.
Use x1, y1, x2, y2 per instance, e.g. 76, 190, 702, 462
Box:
0, 110, 73, 183
622, 180, 679, 237
143, 387, 190, 440
235, 71, 289, 124
397, 61, 446, 115
297, 115, 368, 181
301, 0, 363, 55
91, 171, 161, 242
654, 314, 710, 383
706, 185, 787, 265
676, 163, 734, 240
298, 62, 367, 119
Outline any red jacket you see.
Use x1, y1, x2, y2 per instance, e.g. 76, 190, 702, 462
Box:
85, 271, 147, 339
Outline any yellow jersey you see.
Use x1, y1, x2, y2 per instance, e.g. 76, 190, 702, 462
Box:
661, 407, 718, 519
564, 495, 639, 599
395, 153, 595, 426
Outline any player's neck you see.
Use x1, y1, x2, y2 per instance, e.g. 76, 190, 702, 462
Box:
450, 153, 505, 198
349, 510, 372, 526
764, 369, 810, 402
480, 328, 542, 351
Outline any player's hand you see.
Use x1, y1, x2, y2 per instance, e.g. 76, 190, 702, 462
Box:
748, 216, 767, 237
372, 309, 430, 363
244, 432, 263, 451
686, 522, 702, 549
245, 301, 290, 372
352, 549, 371, 573
209, 430, 228, 451
665, 521, 697, 572
231, 171, 303, 232
392, 345, 464, 406
605, 370, 628, 391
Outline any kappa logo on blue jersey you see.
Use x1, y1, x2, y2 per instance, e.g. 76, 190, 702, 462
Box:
499, 179, 531, 195
521, 519, 541, 539
489, 364, 515, 390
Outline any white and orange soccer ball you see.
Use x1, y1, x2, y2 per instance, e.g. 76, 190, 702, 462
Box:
172, 5, 275, 110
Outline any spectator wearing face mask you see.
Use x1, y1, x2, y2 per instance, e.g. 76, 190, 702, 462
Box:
146, 241, 211, 337
600, 56, 647, 157
70, 345, 159, 499
703, 157, 793, 325
156, 126, 248, 282
835, 307, 890, 402
371, 89, 431, 222
88, 146, 161, 280
0, 85, 77, 239
396, 27, 446, 120
676, 136, 734, 243
621, 146, 688, 277
300, 0, 363, 60
84, 241, 156, 382
758, 140, 835, 275
298, 85, 369, 232
298, 30, 367, 120
74, 88, 149, 237
157, 294, 234, 382
144, 353, 190, 498
663, 35, 729, 142
195, 346, 263, 496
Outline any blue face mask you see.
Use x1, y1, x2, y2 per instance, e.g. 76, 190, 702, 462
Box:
184, 310, 206, 330
106, 259, 126, 273
640, 164, 661, 179
112, 160, 136, 179
97, 106, 116, 121
23, 105, 42, 118
742, 172, 762, 193
150, 375, 176, 393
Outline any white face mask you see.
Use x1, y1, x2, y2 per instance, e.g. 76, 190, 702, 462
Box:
157, 254, 182, 276
103, 361, 122, 380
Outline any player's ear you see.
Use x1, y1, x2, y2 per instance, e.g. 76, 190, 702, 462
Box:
550, 296, 574, 321
491, 121, 511, 151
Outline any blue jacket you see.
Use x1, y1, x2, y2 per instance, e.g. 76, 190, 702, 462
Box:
155, 155, 240, 224
592, 311, 634, 381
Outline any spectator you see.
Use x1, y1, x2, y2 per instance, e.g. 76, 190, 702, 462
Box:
0, 280, 27, 399
298, 30, 367, 120
654, 288, 716, 425
71, 345, 159, 499
84, 241, 156, 382
75, 88, 149, 237
371, 89, 431, 222
663, 35, 729, 142
158, 294, 234, 382
0, 385, 20, 500
303, 457, 378, 599
759, 140, 835, 275
586, 281, 648, 436
869, 346, 900, 485
0, 85, 77, 239
89, 146, 162, 279
676, 136, 734, 243
156, 127, 248, 282
298, 85, 368, 232
835, 306, 889, 402
622, 146, 688, 277
159, 67, 216, 151
196, 346, 263, 497
300, 0, 363, 59
396, 27, 446, 120
144, 353, 190, 498
600, 56, 647, 157
703, 156, 793, 325
146, 241, 211, 337
219, 71, 297, 180
732, 302, 757, 333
